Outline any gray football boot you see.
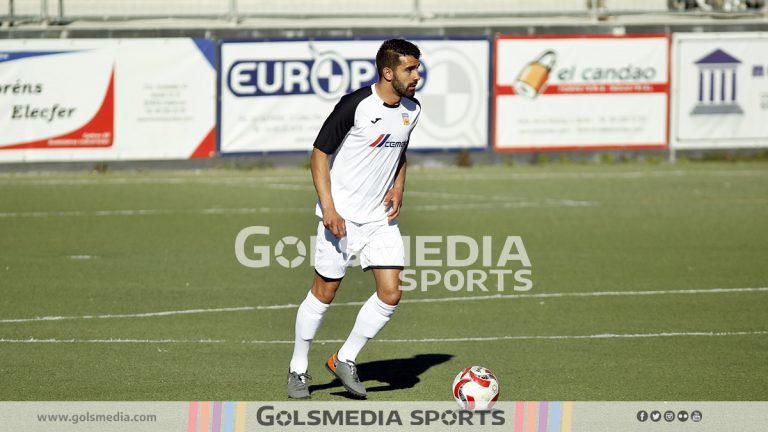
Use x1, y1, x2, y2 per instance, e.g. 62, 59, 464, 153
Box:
325, 352, 366, 398
287, 371, 311, 399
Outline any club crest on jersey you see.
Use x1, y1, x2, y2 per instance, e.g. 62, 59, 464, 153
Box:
369, 133, 408, 149
402, 113, 410, 125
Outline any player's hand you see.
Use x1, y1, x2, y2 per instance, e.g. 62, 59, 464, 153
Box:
323, 208, 346, 239
384, 186, 404, 221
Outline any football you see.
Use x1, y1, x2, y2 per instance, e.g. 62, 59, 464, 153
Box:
452, 366, 500, 410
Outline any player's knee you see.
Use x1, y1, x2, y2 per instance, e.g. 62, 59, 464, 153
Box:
312, 277, 340, 304
312, 284, 336, 304
378, 288, 401, 306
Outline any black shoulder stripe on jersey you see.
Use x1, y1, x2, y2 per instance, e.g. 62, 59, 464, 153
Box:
313, 86, 373, 155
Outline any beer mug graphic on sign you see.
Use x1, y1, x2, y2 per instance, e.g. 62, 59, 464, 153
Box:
513, 50, 557, 98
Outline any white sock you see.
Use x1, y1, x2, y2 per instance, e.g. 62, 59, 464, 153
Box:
337, 293, 397, 364
289, 290, 330, 374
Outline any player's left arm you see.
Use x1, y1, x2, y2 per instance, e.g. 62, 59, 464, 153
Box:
384, 153, 407, 221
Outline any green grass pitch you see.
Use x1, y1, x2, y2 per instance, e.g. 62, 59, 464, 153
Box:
0, 162, 766, 401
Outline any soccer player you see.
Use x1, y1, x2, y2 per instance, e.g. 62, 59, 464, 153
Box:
287, 39, 422, 399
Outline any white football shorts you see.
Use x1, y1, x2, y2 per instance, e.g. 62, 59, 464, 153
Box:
314, 219, 405, 280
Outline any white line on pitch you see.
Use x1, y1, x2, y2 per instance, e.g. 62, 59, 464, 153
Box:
258, 183, 596, 207
401, 287, 768, 303
408, 200, 595, 211
255, 185, 580, 206
2, 287, 766, 325
0, 207, 308, 218
411, 170, 768, 181
0, 176, 308, 186
2, 169, 765, 186
407, 191, 596, 207
0, 305, 291, 324
1, 330, 766, 345
377, 331, 768, 343
0, 198, 593, 218
256, 183, 597, 207
257, 183, 599, 208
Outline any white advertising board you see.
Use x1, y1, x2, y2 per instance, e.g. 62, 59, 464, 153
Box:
219, 38, 489, 153
0, 39, 216, 162
494, 35, 669, 151
672, 32, 768, 149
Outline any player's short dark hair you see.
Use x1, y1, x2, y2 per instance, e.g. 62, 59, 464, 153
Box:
376, 39, 420, 77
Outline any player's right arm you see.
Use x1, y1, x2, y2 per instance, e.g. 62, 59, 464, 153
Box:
311, 147, 346, 239
311, 90, 366, 239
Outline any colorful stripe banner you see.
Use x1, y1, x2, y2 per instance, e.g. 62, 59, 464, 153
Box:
513, 401, 573, 432
188, 401, 246, 432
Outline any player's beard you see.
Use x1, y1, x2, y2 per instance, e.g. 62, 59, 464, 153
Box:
392, 76, 416, 98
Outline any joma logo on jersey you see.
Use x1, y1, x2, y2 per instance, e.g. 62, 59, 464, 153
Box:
369, 133, 407, 148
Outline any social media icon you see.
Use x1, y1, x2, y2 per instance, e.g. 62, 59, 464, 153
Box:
650, 411, 661, 422
691, 410, 702, 422
637, 410, 648, 422
664, 411, 675, 422
678, 411, 689, 422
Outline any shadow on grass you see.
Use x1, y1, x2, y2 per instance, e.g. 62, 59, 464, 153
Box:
309, 353, 452, 399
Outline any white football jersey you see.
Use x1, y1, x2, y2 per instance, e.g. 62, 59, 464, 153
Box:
313, 84, 421, 223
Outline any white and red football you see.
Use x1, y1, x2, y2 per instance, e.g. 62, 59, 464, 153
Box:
452, 365, 500, 410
